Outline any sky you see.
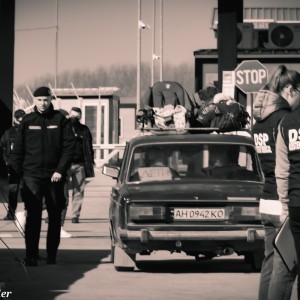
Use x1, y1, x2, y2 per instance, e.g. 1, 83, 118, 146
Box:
14, 0, 300, 87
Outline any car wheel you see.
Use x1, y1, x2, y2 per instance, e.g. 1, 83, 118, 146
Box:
244, 250, 264, 271
109, 227, 115, 263
114, 245, 136, 272
110, 240, 115, 263
115, 266, 135, 272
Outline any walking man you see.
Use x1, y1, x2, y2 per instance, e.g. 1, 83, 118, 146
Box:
0, 109, 26, 220
63, 107, 94, 225
9, 86, 75, 266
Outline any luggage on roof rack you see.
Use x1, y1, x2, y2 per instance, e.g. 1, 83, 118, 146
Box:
193, 94, 250, 132
137, 81, 195, 130
141, 81, 194, 110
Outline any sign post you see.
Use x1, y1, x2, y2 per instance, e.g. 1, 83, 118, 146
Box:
234, 60, 268, 128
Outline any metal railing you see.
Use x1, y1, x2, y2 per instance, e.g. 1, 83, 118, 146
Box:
93, 143, 126, 167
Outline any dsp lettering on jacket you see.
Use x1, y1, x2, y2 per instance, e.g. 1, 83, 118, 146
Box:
288, 128, 300, 151
253, 133, 272, 153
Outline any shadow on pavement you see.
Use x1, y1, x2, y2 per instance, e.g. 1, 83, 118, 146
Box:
136, 257, 259, 274
0, 248, 110, 300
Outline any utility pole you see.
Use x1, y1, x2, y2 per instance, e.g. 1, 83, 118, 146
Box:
55, 0, 59, 88
159, 0, 163, 81
151, 0, 156, 86
137, 0, 150, 111
0, 0, 15, 178
137, 0, 141, 112
217, 0, 243, 94
0, 0, 15, 135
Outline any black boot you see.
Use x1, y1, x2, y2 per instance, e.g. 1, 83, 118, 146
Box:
4, 211, 15, 220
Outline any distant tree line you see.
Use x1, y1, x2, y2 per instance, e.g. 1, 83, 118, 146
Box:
15, 62, 195, 103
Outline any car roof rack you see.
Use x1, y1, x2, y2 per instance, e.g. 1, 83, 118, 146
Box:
140, 127, 219, 134
139, 127, 252, 137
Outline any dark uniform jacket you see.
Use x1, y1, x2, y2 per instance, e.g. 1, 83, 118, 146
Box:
72, 123, 95, 178
0, 125, 19, 164
277, 106, 300, 208
9, 104, 75, 179
0, 125, 20, 182
252, 89, 290, 200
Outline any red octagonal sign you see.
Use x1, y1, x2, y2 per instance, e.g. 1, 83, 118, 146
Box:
234, 60, 268, 93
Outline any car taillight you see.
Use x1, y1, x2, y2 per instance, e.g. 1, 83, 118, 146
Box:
129, 205, 166, 221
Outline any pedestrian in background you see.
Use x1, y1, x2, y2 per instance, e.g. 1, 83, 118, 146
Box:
62, 107, 94, 226
0, 109, 26, 220
252, 65, 300, 300
276, 72, 300, 300
51, 108, 73, 239
8, 86, 75, 266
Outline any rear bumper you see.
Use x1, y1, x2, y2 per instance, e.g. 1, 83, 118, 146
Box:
119, 228, 265, 244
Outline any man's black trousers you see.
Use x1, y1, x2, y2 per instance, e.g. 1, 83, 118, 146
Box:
21, 176, 66, 259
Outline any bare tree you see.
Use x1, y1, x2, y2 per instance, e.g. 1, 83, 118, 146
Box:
14, 62, 194, 101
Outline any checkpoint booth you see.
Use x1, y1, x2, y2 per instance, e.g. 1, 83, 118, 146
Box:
194, 48, 300, 128
50, 87, 120, 167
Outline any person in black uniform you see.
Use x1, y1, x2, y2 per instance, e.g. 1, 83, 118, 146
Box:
0, 109, 26, 220
276, 79, 300, 300
253, 66, 300, 300
8, 86, 75, 266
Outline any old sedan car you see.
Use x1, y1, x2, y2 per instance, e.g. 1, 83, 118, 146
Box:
103, 130, 265, 271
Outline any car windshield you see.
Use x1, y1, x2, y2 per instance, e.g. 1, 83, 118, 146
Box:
127, 143, 262, 183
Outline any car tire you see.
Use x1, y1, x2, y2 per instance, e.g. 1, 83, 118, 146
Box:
109, 225, 115, 263
113, 245, 136, 272
115, 266, 135, 272
110, 241, 115, 263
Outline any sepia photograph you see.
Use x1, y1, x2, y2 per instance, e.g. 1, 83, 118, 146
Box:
1, 0, 300, 299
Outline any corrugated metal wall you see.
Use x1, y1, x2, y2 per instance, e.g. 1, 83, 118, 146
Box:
212, 7, 300, 30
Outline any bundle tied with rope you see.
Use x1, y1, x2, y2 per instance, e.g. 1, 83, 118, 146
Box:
195, 93, 250, 132
137, 81, 195, 131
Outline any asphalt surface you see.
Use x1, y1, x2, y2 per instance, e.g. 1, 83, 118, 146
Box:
0, 169, 113, 300
0, 170, 298, 300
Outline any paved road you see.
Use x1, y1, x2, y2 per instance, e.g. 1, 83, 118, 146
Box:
0, 169, 297, 300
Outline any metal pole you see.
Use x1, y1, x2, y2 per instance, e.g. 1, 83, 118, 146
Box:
151, 0, 156, 86
55, 0, 59, 88
250, 93, 254, 129
137, 0, 141, 112
159, 0, 163, 81
26, 85, 34, 99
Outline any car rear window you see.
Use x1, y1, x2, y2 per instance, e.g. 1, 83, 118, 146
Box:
127, 143, 262, 182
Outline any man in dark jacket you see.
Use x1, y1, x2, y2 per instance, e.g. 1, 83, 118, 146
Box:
63, 107, 94, 225
0, 109, 26, 220
8, 86, 75, 266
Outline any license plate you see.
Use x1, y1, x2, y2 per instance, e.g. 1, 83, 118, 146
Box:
173, 208, 226, 220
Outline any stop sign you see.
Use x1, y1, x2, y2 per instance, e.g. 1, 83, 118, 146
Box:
234, 60, 268, 93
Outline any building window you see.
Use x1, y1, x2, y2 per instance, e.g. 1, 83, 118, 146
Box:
85, 106, 97, 142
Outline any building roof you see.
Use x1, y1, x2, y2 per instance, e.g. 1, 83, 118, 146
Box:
51, 87, 119, 98
194, 48, 300, 59
211, 7, 300, 30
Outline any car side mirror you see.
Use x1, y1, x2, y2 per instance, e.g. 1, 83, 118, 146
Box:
102, 164, 120, 179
